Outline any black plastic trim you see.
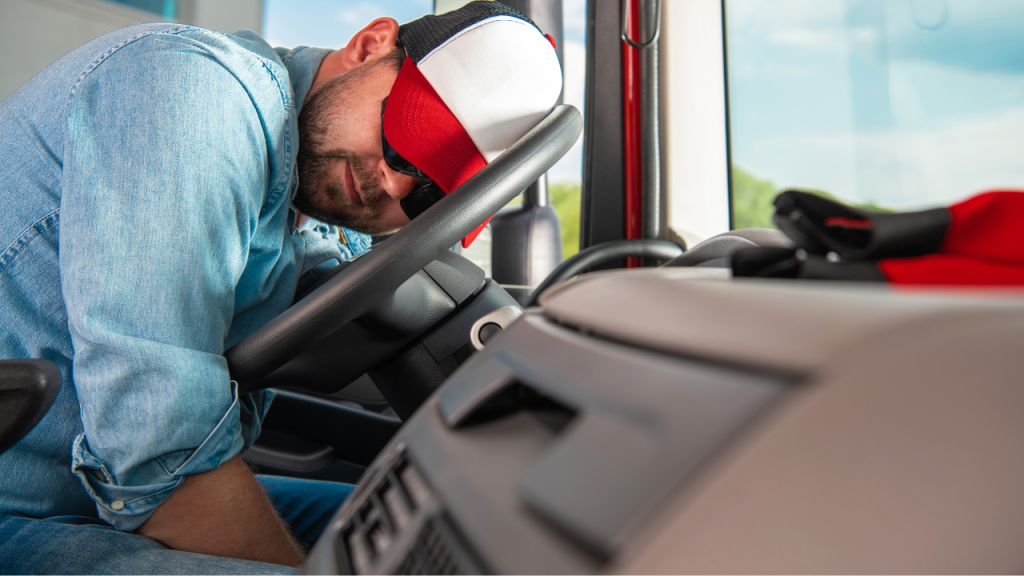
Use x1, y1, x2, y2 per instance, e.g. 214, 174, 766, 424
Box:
261, 389, 401, 468
0, 359, 61, 455
526, 239, 683, 306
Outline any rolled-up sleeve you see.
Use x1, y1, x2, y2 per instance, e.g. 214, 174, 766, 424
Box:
60, 39, 276, 531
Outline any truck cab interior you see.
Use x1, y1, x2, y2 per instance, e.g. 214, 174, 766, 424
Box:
2, 0, 1024, 573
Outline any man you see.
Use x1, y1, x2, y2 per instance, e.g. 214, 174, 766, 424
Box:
0, 1, 562, 573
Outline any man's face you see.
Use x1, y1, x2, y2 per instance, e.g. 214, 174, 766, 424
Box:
295, 55, 420, 235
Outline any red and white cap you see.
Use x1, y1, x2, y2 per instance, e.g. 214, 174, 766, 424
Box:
385, 1, 563, 247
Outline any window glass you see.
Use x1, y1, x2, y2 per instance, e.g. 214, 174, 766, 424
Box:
262, 0, 431, 50
551, 0, 586, 260
106, 0, 176, 19
489, 0, 587, 262
725, 0, 1024, 228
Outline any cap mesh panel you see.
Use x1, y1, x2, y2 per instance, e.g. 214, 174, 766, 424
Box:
398, 1, 538, 64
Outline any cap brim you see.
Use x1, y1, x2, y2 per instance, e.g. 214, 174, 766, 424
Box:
384, 57, 489, 248
384, 57, 486, 195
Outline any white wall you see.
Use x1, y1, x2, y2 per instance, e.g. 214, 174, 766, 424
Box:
659, 0, 731, 246
0, 0, 263, 102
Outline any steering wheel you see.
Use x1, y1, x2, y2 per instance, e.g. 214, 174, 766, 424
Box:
225, 105, 583, 394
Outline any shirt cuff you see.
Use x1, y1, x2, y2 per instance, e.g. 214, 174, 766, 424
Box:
71, 381, 249, 532
240, 388, 276, 451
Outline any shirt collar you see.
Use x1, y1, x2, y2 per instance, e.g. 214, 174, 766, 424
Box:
277, 45, 332, 220
276, 45, 334, 113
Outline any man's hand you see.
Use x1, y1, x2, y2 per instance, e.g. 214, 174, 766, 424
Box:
137, 456, 305, 567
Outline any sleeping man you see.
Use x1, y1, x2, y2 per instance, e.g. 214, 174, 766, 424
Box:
0, 2, 562, 573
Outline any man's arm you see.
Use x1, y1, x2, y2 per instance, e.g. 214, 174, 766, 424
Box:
137, 457, 304, 566
60, 35, 300, 555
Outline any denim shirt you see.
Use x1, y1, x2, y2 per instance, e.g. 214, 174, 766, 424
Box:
0, 24, 370, 531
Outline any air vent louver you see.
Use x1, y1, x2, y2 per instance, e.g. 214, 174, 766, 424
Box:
395, 520, 459, 575
336, 450, 482, 574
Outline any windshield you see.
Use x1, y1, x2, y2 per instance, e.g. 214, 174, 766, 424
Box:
725, 0, 1024, 228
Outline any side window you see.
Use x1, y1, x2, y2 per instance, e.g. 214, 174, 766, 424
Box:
442, 0, 586, 263
726, 0, 1024, 228
262, 1, 431, 50
106, 0, 177, 18
550, 1, 586, 261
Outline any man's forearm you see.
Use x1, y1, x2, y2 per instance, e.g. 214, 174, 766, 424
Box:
137, 456, 305, 567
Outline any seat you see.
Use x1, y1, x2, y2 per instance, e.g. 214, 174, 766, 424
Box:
490, 177, 563, 289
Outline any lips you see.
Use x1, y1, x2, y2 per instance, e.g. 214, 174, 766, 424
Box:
344, 163, 363, 206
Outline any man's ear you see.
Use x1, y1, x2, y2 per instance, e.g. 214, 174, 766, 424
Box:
340, 17, 401, 68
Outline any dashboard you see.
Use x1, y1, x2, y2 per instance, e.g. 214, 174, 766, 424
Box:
299, 269, 1024, 573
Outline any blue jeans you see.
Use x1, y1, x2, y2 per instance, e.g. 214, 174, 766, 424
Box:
0, 475, 353, 575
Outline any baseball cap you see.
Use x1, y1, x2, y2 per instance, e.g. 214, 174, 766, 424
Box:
384, 1, 563, 248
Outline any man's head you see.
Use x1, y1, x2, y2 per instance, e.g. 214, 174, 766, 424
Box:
295, 18, 413, 235
294, 1, 563, 243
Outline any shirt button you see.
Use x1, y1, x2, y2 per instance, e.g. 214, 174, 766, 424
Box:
111, 501, 124, 510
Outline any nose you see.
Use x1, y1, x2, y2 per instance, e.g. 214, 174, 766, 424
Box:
378, 158, 420, 201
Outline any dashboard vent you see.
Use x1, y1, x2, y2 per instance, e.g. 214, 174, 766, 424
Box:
395, 519, 459, 575
338, 451, 481, 574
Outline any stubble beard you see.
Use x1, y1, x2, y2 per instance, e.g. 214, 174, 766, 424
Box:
294, 71, 396, 236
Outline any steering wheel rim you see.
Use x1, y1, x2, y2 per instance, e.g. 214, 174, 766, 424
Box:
525, 239, 685, 307
226, 105, 583, 393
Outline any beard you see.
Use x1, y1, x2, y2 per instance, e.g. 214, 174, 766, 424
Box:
294, 70, 398, 236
